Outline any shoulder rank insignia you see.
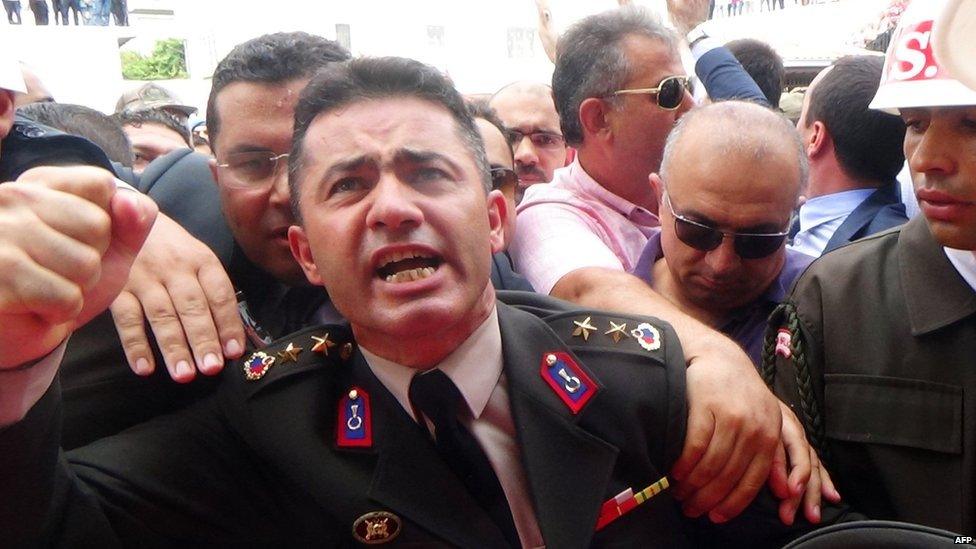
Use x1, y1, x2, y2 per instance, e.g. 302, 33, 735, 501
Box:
352, 511, 401, 544
631, 322, 662, 352
337, 387, 373, 448
243, 351, 276, 381
540, 352, 597, 415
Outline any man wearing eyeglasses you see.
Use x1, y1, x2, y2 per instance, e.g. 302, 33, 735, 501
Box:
632, 101, 813, 369
488, 81, 570, 188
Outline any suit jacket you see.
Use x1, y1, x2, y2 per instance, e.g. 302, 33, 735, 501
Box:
695, 47, 769, 106
3, 293, 826, 548
771, 216, 976, 533
823, 184, 907, 254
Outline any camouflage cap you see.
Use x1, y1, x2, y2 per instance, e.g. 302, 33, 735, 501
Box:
115, 82, 197, 117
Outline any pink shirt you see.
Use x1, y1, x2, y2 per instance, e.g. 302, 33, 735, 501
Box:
511, 158, 660, 294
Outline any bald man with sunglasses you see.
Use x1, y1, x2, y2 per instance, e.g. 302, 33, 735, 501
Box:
633, 101, 813, 368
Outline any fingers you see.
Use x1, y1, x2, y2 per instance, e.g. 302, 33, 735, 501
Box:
0, 248, 84, 323
166, 271, 225, 377
767, 442, 791, 500
17, 165, 116, 211
675, 415, 738, 512
708, 441, 774, 523
110, 291, 155, 376
671, 408, 715, 490
139, 284, 197, 384
197, 265, 246, 360
801, 445, 823, 524
819, 462, 841, 503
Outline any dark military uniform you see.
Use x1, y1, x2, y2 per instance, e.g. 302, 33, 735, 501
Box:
767, 216, 976, 534
2, 293, 836, 548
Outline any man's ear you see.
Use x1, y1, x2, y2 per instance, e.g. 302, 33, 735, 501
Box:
578, 97, 612, 143
807, 120, 831, 159
486, 189, 507, 255
649, 172, 664, 203
208, 157, 220, 187
0, 91, 15, 141
288, 225, 324, 287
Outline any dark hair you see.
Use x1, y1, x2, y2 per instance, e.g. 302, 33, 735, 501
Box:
113, 108, 192, 147
205, 32, 350, 151
467, 99, 515, 148
288, 57, 490, 222
725, 39, 785, 109
552, 7, 678, 145
806, 55, 906, 183
19, 102, 135, 167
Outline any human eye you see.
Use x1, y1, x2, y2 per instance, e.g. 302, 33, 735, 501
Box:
531, 133, 557, 147
330, 177, 366, 195
412, 165, 451, 185
230, 153, 271, 179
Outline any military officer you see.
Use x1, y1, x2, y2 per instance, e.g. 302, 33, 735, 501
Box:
766, 0, 976, 534
1, 56, 840, 547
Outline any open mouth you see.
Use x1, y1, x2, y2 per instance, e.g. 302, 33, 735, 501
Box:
376, 250, 443, 284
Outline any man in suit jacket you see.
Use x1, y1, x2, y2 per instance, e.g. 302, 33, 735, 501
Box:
1, 55, 841, 547
790, 55, 908, 257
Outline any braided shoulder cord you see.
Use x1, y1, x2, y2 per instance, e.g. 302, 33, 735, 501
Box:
761, 302, 828, 458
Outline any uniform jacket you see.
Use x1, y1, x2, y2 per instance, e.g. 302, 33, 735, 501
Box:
3, 293, 821, 548
822, 184, 908, 254
770, 216, 976, 533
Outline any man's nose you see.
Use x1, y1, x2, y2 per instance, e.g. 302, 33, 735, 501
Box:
704, 236, 741, 275
365, 174, 425, 231
514, 136, 540, 166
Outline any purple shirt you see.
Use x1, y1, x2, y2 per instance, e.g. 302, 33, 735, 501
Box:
631, 229, 814, 368
510, 158, 660, 294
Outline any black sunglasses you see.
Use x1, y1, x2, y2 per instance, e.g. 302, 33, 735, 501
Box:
490, 167, 525, 203
610, 75, 692, 111
663, 194, 790, 259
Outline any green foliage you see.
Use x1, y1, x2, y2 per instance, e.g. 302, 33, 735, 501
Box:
121, 39, 188, 80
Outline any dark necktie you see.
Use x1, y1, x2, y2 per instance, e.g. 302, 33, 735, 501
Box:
408, 369, 520, 547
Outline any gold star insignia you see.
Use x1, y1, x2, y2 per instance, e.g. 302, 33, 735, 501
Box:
572, 316, 598, 341
311, 333, 336, 355
277, 342, 303, 363
605, 321, 629, 343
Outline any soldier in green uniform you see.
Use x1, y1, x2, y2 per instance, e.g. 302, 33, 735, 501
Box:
766, 0, 976, 535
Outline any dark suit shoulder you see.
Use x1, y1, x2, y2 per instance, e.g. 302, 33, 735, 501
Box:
799, 221, 903, 286
224, 324, 356, 400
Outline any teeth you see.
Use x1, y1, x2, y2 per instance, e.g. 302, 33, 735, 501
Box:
378, 250, 433, 270
383, 266, 437, 283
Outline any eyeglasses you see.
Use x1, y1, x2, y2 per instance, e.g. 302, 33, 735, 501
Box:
216, 151, 290, 188
611, 75, 692, 111
508, 130, 566, 150
663, 193, 790, 259
491, 167, 524, 203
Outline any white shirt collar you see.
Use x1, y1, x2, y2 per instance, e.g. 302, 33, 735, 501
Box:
944, 247, 976, 293
360, 306, 503, 422
798, 188, 877, 232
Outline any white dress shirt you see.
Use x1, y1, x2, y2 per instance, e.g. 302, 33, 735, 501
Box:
791, 189, 877, 257
361, 306, 545, 549
945, 247, 976, 292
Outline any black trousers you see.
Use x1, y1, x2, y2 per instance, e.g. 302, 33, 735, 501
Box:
29, 0, 47, 24
3, 0, 22, 24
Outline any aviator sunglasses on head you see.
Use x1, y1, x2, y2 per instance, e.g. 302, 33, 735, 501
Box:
663, 193, 791, 259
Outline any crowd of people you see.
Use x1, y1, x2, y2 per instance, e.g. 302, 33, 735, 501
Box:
2, 0, 127, 26
1, 0, 974, 546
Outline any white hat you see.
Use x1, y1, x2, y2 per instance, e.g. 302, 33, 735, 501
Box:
869, 0, 976, 113
0, 57, 26, 94
933, 0, 976, 93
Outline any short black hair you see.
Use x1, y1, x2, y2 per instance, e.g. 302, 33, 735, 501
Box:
206, 32, 350, 151
113, 108, 191, 147
806, 55, 906, 183
725, 39, 784, 109
18, 102, 135, 167
553, 7, 679, 145
466, 99, 515, 149
288, 57, 490, 222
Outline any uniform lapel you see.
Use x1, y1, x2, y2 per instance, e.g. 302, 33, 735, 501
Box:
355, 352, 511, 548
498, 303, 619, 549
824, 185, 898, 253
